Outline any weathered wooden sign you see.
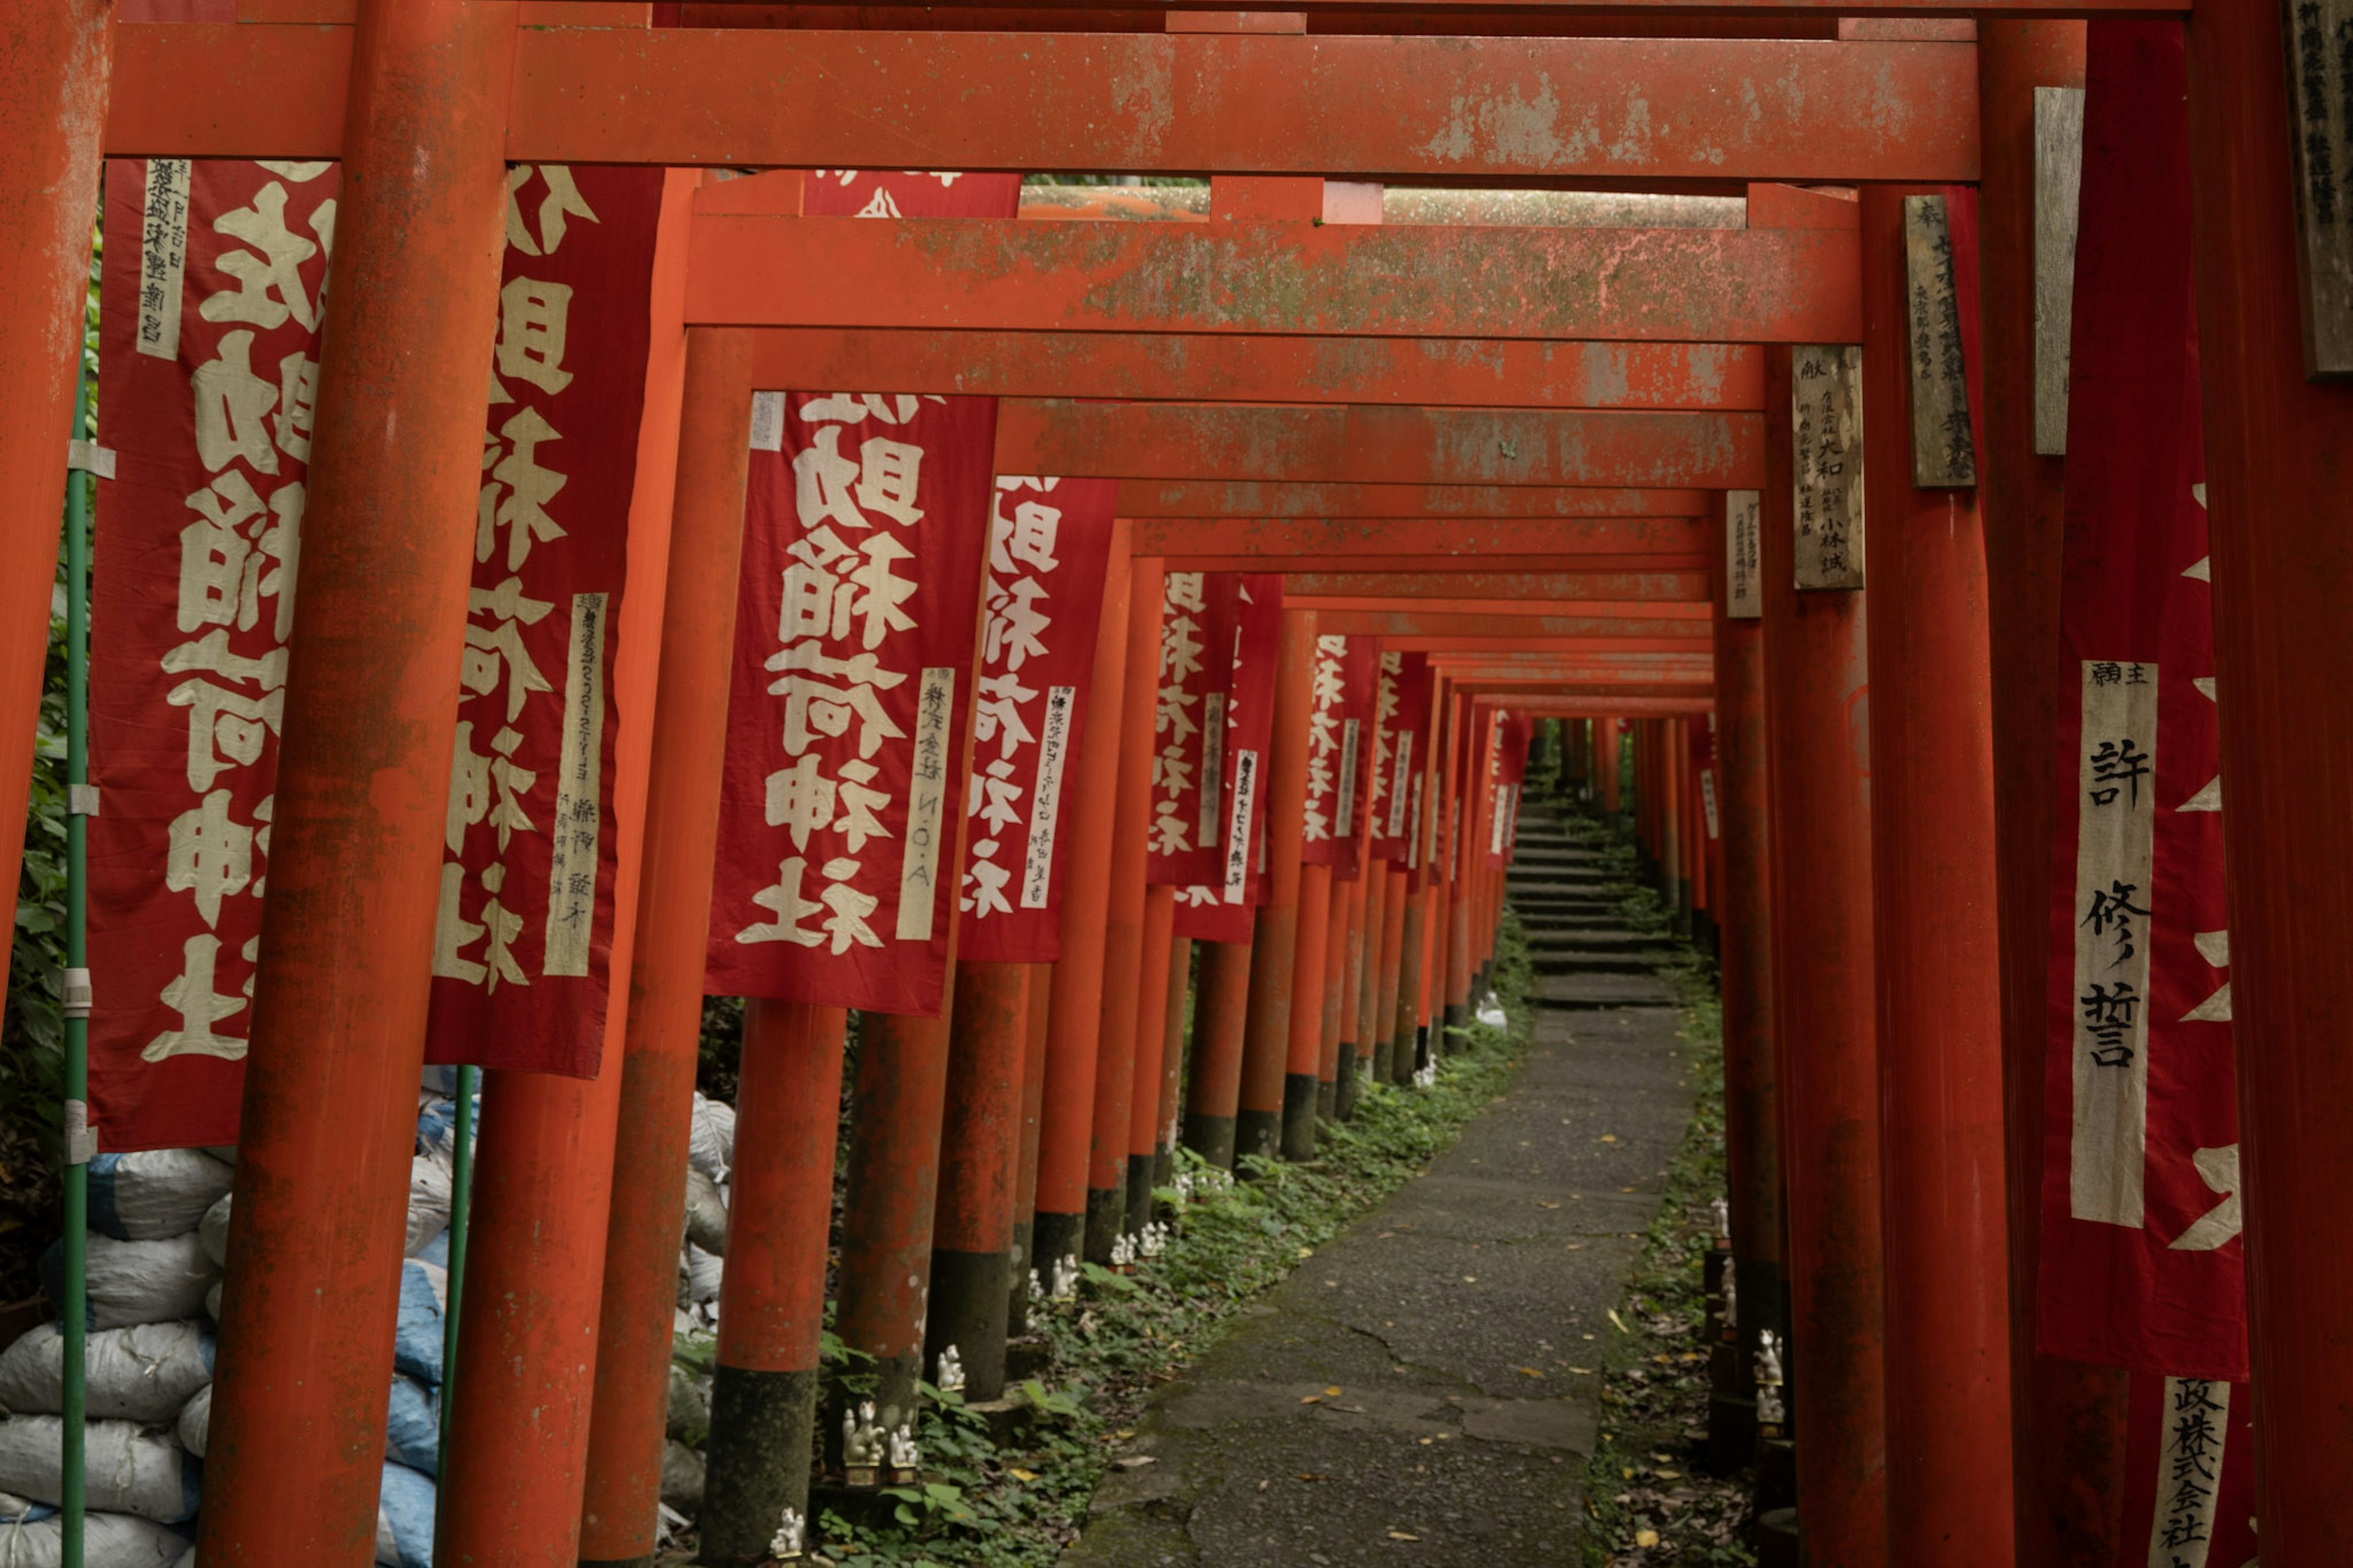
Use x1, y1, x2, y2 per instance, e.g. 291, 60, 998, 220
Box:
1726, 489, 1762, 619
2034, 85, 2085, 452
1903, 194, 1977, 488
1790, 344, 1865, 591
2284, 0, 2353, 376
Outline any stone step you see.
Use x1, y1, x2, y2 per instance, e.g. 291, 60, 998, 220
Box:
1531, 953, 1662, 977
1526, 928, 1656, 949
1533, 972, 1681, 1010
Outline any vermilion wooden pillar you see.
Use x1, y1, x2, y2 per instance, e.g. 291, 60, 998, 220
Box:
1708, 494, 1786, 1447
1183, 937, 1253, 1167
2189, 0, 2353, 1551
1339, 849, 1379, 1117
1374, 865, 1408, 1081
1664, 718, 1688, 928
929, 963, 1029, 1401
1976, 29, 2128, 1562
1153, 934, 1191, 1187
1124, 887, 1178, 1230
1007, 963, 1053, 1333
1238, 608, 1316, 1159
1282, 861, 1333, 1155
1033, 522, 1132, 1274
1758, 341, 1889, 1568
1859, 183, 2018, 1568
698, 1002, 847, 1566
0, 1, 110, 1042
1314, 869, 1351, 1118
198, 6, 519, 1560
1087, 556, 1164, 1256
1597, 714, 1623, 819
580, 325, 755, 1568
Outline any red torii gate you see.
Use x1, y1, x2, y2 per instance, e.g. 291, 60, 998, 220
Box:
7, 4, 2352, 1568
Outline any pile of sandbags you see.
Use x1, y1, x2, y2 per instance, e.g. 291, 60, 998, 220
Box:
0, 1072, 474, 1567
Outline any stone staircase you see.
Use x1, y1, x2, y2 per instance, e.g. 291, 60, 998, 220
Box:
1507, 809, 1678, 1009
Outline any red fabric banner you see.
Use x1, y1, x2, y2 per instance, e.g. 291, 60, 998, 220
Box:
1487, 710, 1532, 868
1173, 574, 1281, 945
955, 474, 1118, 964
423, 164, 665, 1078
1371, 651, 1431, 873
89, 158, 338, 1147
1690, 714, 1721, 844
1146, 571, 1240, 888
1302, 634, 1377, 873
705, 170, 1016, 1013
2037, 22, 2246, 1381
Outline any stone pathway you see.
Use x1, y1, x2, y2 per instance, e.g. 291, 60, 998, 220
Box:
1066, 814, 1697, 1566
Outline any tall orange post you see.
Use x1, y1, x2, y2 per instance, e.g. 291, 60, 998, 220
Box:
1443, 703, 1476, 1038
1338, 850, 1377, 1118
1708, 494, 1785, 1466
1859, 183, 2017, 1567
1237, 608, 1317, 1160
579, 324, 756, 1568
1281, 862, 1333, 1155
1007, 964, 1053, 1333
197, 6, 520, 1561
2189, 0, 2353, 1550
1597, 715, 1623, 820
0, 1, 111, 1039
1087, 556, 1164, 1256
1974, 25, 2130, 1567
697, 1002, 849, 1566
1314, 870, 1350, 1118
1123, 887, 1178, 1229
1183, 937, 1254, 1167
1757, 338, 1888, 1567
1153, 934, 1192, 1188
1034, 523, 1132, 1274
929, 963, 1030, 1401
1373, 865, 1408, 1082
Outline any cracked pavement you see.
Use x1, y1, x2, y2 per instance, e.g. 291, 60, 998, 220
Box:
1066, 843, 1697, 1566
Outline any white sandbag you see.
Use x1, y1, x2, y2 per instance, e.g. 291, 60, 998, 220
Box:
197, 1194, 231, 1271
174, 1385, 208, 1461
659, 1439, 705, 1515
393, 1260, 447, 1387
0, 1511, 186, 1568
201, 1284, 219, 1325
406, 1156, 452, 1259
680, 1245, 722, 1308
82, 1235, 218, 1331
0, 1321, 213, 1423
0, 1418, 197, 1523
667, 1362, 710, 1441
687, 1094, 732, 1183
375, 1461, 434, 1568
384, 1376, 439, 1474
681, 1168, 728, 1257
85, 1152, 234, 1243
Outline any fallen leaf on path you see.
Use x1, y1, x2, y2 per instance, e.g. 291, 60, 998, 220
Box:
1635, 1528, 1661, 1547
1008, 1468, 1039, 1481
1608, 1309, 1632, 1335
1599, 1134, 1618, 1143
1296, 1473, 1324, 1482
1388, 1531, 1420, 1542
1534, 1200, 1561, 1210
1324, 1385, 1343, 1396
1518, 1366, 1546, 1379
1300, 1395, 1322, 1404
1113, 1456, 1157, 1469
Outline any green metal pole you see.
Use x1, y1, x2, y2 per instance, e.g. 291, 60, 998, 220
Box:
61, 347, 95, 1568
435, 1064, 477, 1484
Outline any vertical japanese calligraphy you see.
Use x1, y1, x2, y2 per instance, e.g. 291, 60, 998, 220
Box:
1146, 572, 1238, 889
1301, 635, 1377, 874
1790, 344, 1865, 590
1174, 574, 1283, 945
1725, 490, 1763, 620
2281, 0, 2353, 374
91, 158, 336, 1147
959, 474, 1117, 963
2038, 23, 2245, 1385
2119, 1371, 2257, 1568
1901, 194, 1980, 487
426, 164, 665, 1077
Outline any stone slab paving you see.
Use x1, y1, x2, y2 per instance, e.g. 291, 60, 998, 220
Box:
1066, 1004, 1697, 1567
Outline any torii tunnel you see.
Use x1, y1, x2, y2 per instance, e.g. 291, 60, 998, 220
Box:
2, 0, 2347, 1564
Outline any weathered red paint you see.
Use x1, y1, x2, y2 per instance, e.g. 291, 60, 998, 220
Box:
1859, 183, 2017, 1567
1973, 26, 2131, 1563
2189, 0, 2353, 1548
105, 26, 1980, 183
1137, 516, 1708, 558
1757, 344, 1887, 1567
197, 4, 519, 1559
717, 1002, 850, 1376
1237, 610, 1318, 1159
1125, 887, 1179, 1208
751, 330, 1765, 409
1117, 482, 1710, 518
0, 0, 111, 1050
934, 963, 1030, 1257
580, 324, 757, 1563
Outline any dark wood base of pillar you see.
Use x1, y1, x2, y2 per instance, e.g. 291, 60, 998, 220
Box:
1083, 1184, 1126, 1263
1235, 1107, 1281, 1162
1124, 1154, 1155, 1233
700, 1363, 819, 1567
580, 1558, 655, 1567
1754, 1436, 1797, 1513
1182, 1111, 1237, 1169
1334, 1051, 1362, 1119
1755, 1507, 1799, 1567
1152, 1148, 1173, 1195
925, 1248, 1011, 1403
1006, 1218, 1034, 1336
1315, 1075, 1338, 1120
1031, 1210, 1082, 1289
1280, 1073, 1320, 1159
1370, 1031, 1395, 1084
1442, 1002, 1468, 1037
